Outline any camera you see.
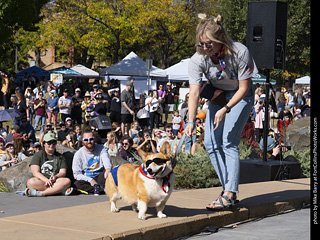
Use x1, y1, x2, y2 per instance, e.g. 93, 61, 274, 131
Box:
274, 135, 291, 151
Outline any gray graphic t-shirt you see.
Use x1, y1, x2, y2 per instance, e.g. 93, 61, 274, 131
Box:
188, 41, 258, 90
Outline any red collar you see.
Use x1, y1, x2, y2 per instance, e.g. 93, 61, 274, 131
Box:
139, 165, 173, 193
140, 165, 156, 180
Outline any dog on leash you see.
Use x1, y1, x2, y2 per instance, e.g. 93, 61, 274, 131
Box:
105, 142, 175, 220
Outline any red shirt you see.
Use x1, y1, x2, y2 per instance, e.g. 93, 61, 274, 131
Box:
34, 99, 47, 116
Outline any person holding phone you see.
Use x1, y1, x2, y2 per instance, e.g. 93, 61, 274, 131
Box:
137, 129, 157, 153
185, 13, 257, 210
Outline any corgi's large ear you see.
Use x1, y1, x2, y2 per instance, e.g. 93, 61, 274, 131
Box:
137, 148, 148, 161
160, 141, 171, 157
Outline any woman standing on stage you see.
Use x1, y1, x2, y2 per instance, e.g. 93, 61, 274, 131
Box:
185, 13, 258, 210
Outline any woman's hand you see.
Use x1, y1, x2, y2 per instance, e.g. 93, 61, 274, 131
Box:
185, 123, 195, 138
213, 108, 227, 131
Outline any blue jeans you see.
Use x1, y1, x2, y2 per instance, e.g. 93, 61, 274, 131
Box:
34, 115, 46, 134
204, 85, 254, 193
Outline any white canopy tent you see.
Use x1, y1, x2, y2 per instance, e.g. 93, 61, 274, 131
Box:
166, 58, 190, 81
100, 52, 167, 99
295, 76, 310, 85
70, 64, 99, 77
99, 52, 167, 78
166, 58, 206, 82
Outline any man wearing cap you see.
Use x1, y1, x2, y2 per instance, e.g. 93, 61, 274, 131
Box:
25, 133, 73, 197
120, 81, 135, 135
71, 88, 83, 125
57, 121, 72, 143
20, 117, 36, 144
58, 89, 73, 123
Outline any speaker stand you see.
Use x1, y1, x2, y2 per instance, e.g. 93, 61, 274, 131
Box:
262, 69, 271, 161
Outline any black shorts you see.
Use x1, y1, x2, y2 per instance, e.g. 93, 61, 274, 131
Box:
121, 114, 133, 124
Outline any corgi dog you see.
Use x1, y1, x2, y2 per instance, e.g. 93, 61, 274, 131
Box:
105, 142, 175, 220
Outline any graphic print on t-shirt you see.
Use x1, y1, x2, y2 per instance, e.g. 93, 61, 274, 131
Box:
86, 157, 103, 178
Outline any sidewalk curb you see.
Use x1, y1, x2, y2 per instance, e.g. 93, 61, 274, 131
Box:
100, 196, 309, 240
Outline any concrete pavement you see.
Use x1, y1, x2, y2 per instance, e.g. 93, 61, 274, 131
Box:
185, 208, 310, 240
0, 178, 310, 240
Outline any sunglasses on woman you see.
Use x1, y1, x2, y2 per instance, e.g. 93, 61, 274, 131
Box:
197, 42, 213, 49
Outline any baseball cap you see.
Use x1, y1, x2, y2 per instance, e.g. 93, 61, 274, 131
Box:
5, 142, 14, 148
126, 81, 133, 87
75, 88, 81, 92
33, 142, 41, 148
43, 133, 57, 142
259, 137, 276, 151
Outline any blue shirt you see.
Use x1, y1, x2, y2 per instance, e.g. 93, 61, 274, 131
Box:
47, 96, 59, 113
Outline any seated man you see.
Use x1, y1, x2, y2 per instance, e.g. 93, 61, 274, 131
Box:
20, 117, 36, 145
25, 133, 73, 197
72, 127, 112, 195
57, 121, 72, 143
156, 123, 180, 155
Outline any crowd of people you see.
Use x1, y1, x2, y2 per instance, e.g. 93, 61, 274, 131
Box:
0, 63, 311, 198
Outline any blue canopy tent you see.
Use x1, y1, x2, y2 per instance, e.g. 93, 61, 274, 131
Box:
47, 66, 83, 76
16, 66, 50, 78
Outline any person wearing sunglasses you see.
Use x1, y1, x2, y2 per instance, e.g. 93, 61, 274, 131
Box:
25, 133, 73, 197
186, 14, 257, 211
156, 124, 179, 155
118, 136, 140, 164
72, 127, 112, 195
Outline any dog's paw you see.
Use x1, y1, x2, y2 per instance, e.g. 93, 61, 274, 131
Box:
138, 214, 147, 220
111, 206, 120, 213
157, 212, 167, 218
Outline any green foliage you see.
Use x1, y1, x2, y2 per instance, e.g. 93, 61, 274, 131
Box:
0, 182, 9, 192
283, 149, 310, 178
174, 148, 221, 189
239, 140, 252, 160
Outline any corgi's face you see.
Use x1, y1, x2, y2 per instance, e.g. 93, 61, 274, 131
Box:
138, 142, 172, 178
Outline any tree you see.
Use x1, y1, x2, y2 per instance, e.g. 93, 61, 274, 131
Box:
0, 0, 48, 72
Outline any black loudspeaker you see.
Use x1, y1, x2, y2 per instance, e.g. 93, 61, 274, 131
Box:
240, 159, 301, 184
246, 1, 288, 69
89, 115, 112, 130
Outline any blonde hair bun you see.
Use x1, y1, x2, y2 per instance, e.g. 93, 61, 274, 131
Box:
198, 13, 207, 22
214, 14, 223, 24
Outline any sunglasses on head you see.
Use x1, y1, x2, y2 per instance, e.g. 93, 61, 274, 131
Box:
83, 137, 94, 142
